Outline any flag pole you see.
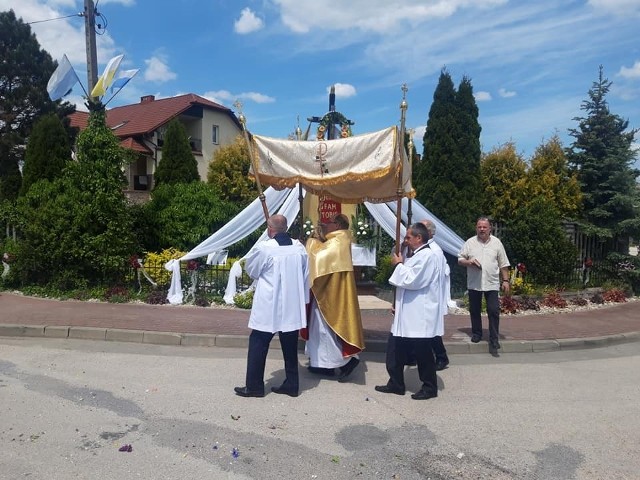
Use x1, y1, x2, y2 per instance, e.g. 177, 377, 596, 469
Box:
234, 100, 269, 222
395, 84, 409, 255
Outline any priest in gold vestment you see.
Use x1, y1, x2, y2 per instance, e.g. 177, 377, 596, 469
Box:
303, 213, 365, 382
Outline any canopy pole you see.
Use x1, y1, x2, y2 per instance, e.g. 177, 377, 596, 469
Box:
395, 84, 409, 254
406, 129, 415, 226
295, 122, 305, 239
235, 100, 269, 221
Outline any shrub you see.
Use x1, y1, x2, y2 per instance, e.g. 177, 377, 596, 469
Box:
374, 255, 394, 286
590, 292, 604, 304
511, 275, 535, 296
105, 285, 131, 303
234, 289, 254, 309
144, 248, 187, 286
541, 291, 568, 309
500, 295, 521, 314
519, 296, 540, 311
570, 296, 588, 306
502, 197, 578, 286
602, 288, 627, 303
145, 289, 168, 305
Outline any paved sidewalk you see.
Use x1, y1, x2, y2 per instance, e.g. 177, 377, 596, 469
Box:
1, 292, 639, 353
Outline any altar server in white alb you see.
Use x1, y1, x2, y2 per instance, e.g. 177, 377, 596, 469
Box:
234, 215, 310, 398
375, 222, 444, 400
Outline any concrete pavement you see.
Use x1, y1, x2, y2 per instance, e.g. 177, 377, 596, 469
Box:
1, 292, 639, 353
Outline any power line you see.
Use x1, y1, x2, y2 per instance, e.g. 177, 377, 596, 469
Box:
27, 13, 83, 25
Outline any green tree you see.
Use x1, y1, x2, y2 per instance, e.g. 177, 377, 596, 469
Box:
414, 69, 482, 238
13, 109, 137, 288
526, 135, 582, 219
502, 197, 578, 286
20, 114, 70, 196
0, 10, 74, 203
207, 135, 258, 206
142, 182, 239, 251
566, 66, 640, 244
480, 142, 528, 222
154, 119, 199, 186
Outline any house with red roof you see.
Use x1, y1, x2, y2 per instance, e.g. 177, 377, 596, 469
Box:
68, 93, 243, 201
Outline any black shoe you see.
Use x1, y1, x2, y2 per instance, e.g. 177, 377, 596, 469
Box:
271, 385, 299, 397
490, 340, 501, 350
471, 334, 482, 343
338, 357, 360, 383
411, 389, 437, 400
234, 386, 264, 398
435, 359, 449, 371
308, 366, 335, 376
374, 385, 405, 395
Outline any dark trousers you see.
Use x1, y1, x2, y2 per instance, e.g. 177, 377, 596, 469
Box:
245, 329, 299, 393
385, 333, 437, 394
431, 336, 448, 362
468, 289, 500, 342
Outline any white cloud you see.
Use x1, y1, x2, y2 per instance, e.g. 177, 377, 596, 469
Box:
475, 91, 492, 101
274, 0, 508, 34
98, 0, 136, 5
204, 90, 275, 104
330, 83, 357, 98
144, 55, 177, 83
238, 92, 275, 103
234, 7, 264, 34
498, 88, 517, 98
618, 60, 640, 79
588, 0, 640, 16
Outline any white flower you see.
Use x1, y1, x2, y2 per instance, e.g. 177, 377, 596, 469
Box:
364, 224, 369, 228
358, 221, 363, 226
305, 230, 311, 235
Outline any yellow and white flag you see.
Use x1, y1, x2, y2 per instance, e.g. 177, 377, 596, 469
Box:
90, 54, 124, 98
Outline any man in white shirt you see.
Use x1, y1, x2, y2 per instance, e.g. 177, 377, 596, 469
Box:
422, 219, 450, 370
375, 222, 443, 400
458, 216, 510, 355
234, 214, 309, 398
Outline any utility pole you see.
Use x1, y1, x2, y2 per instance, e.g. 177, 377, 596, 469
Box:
83, 0, 98, 98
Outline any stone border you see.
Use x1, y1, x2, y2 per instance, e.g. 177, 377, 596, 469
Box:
1, 323, 638, 353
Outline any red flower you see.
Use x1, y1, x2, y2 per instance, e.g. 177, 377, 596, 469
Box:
129, 256, 141, 269
517, 263, 526, 274
584, 257, 593, 268
187, 260, 199, 271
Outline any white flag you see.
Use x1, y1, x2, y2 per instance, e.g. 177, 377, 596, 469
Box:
110, 68, 139, 93
90, 54, 124, 97
47, 54, 79, 101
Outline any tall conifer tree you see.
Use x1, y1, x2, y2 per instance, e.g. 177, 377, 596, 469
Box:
20, 114, 70, 196
415, 69, 482, 237
566, 66, 640, 244
154, 119, 200, 186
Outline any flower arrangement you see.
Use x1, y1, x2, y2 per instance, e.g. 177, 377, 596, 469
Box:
301, 217, 315, 241
351, 214, 376, 249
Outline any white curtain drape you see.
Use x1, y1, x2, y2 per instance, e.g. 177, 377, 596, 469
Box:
222, 185, 305, 304
364, 199, 464, 256
164, 185, 464, 305
165, 187, 293, 305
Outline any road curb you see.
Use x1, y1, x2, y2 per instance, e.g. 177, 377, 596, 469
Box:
1, 323, 639, 353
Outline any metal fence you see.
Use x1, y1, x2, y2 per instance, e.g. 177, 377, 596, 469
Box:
128, 259, 252, 298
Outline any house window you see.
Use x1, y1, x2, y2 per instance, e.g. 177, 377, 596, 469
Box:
212, 125, 219, 145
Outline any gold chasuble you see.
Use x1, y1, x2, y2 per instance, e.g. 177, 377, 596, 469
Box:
306, 230, 365, 355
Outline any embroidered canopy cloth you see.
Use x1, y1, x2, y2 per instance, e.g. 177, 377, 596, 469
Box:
250, 126, 414, 204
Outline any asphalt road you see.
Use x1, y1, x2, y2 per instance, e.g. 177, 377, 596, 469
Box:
1, 337, 639, 480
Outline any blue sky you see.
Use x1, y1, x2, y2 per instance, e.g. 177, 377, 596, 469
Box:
5, 0, 640, 164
